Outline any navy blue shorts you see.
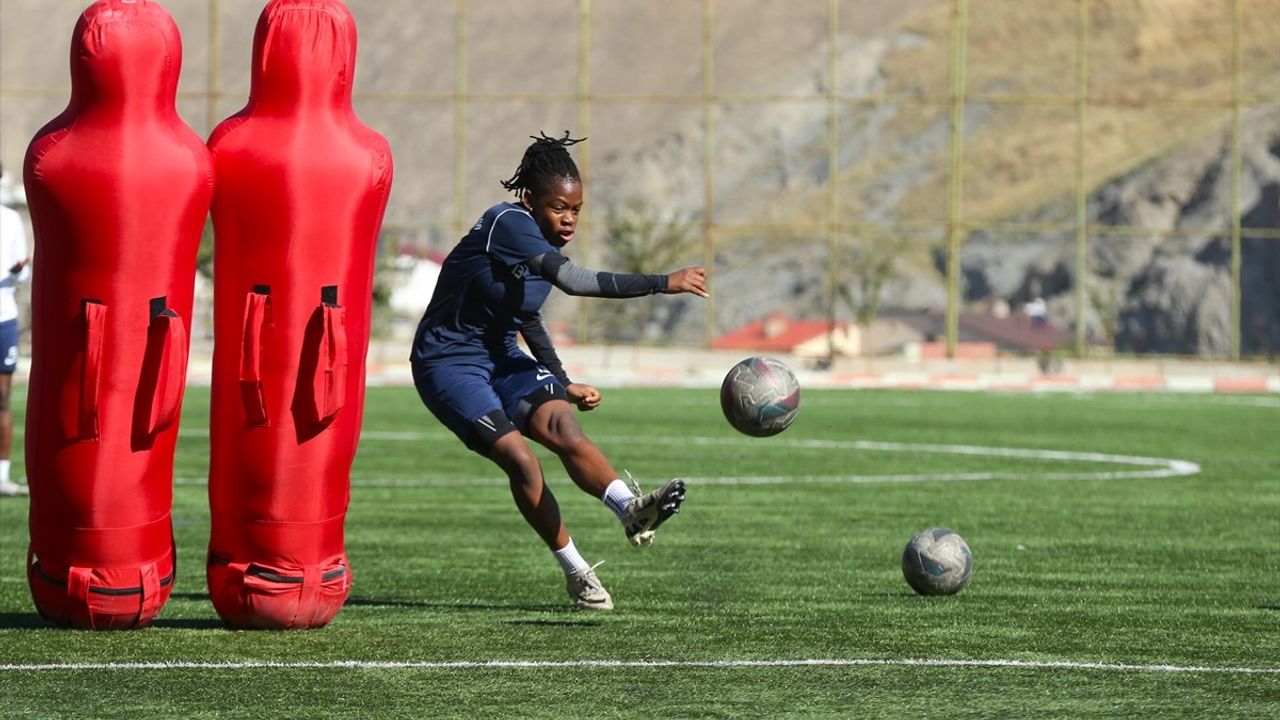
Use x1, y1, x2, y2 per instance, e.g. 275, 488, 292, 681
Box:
413, 353, 565, 456
0, 319, 17, 375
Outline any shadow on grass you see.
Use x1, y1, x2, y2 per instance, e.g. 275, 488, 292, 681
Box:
343, 596, 564, 613
171, 592, 565, 614
1, 597, 585, 630
0, 612, 49, 629
0, 612, 225, 631
150, 617, 226, 630
346, 596, 605, 627
503, 618, 604, 628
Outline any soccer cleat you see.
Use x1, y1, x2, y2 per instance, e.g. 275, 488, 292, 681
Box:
621, 475, 686, 548
0, 479, 29, 497
565, 561, 613, 611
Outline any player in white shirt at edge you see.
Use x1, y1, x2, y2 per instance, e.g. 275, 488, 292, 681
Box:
0, 163, 31, 497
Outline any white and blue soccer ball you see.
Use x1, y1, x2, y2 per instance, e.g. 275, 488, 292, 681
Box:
901, 528, 973, 596
719, 356, 800, 437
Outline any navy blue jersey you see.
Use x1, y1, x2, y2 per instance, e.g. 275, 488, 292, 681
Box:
411, 202, 559, 365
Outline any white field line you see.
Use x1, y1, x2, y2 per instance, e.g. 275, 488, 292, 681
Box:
1, 657, 1275, 675
170, 433, 1201, 487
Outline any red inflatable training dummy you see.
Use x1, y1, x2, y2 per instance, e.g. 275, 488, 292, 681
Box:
206, 0, 392, 629
23, 0, 212, 629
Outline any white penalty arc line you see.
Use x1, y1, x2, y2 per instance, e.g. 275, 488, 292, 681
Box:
1, 657, 1275, 675
663, 436, 1201, 484
172, 434, 1200, 487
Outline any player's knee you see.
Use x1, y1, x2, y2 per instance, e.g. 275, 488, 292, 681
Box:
541, 408, 590, 455
0, 388, 10, 413
493, 440, 541, 483
485, 419, 538, 476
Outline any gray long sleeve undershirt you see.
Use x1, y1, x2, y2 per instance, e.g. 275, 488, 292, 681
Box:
525, 252, 668, 298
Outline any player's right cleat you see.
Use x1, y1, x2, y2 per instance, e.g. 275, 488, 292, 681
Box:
565, 562, 613, 611
0, 479, 29, 497
622, 476, 686, 548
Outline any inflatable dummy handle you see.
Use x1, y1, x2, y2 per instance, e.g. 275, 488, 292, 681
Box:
147, 298, 188, 435
240, 287, 270, 425
77, 300, 106, 441
313, 285, 346, 424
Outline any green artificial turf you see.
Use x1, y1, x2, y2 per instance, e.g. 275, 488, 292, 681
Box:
1, 386, 1277, 718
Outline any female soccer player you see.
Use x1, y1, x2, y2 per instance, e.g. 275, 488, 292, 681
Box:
411, 132, 708, 610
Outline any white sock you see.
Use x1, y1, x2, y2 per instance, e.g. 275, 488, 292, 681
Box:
601, 479, 636, 521
553, 538, 591, 576
0, 460, 9, 484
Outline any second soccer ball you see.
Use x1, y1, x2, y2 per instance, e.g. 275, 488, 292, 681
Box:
901, 528, 973, 596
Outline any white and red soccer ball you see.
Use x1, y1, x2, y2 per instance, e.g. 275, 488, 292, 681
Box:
720, 356, 801, 437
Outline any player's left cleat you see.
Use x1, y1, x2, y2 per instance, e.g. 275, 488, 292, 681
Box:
565, 562, 613, 611
622, 476, 686, 548
0, 479, 29, 497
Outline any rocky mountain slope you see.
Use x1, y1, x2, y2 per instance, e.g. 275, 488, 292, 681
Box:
574, 0, 1280, 355
961, 107, 1279, 356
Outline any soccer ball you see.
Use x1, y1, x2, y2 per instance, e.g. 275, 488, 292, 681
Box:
719, 356, 800, 437
901, 528, 973, 596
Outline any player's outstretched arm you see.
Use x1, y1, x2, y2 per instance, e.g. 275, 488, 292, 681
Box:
528, 252, 709, 300
526, 251, 659, 298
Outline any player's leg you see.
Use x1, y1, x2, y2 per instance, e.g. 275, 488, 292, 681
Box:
505, 373, 687, 549
485, 418, 565, 549
484, 424, 611, 611
478, 414, 614, 610
412, 361, 611, 609
523, 395, 615, 497
413, 365, 565, 546
0, 318, 23, 497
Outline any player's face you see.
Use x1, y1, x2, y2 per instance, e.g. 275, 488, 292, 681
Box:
525, 178, 583, 248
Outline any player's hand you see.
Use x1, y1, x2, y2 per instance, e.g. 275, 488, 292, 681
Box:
9, 258, 28, 275
566, 382, 601, 411
666, 266, 708, 298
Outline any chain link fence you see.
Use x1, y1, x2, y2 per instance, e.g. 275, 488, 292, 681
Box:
2, 0, 1277, 359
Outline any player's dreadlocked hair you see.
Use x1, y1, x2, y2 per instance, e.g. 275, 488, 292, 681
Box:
501, 131, 586, 198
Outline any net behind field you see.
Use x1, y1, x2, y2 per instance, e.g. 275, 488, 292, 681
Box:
1, 0, 1277, 358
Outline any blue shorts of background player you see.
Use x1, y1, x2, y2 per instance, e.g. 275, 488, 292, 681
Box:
0, 318, 23, 496
0, 319, 17, 374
